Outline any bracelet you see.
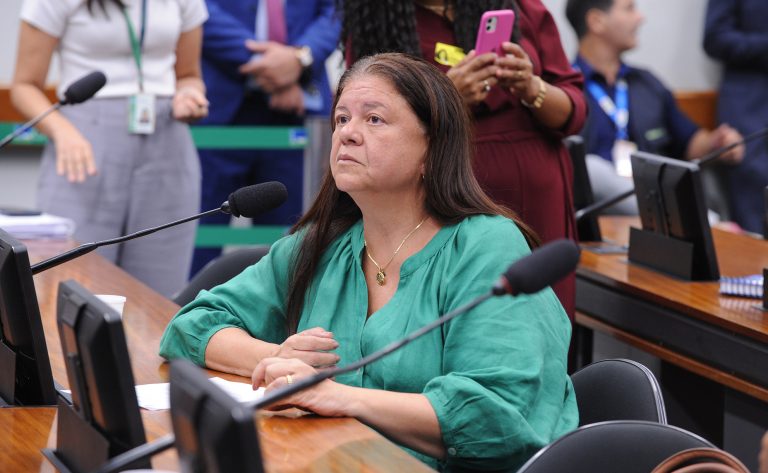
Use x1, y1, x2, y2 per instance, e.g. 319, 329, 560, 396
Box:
521, 76, 547, 109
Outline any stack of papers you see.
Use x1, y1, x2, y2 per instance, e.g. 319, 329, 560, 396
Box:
0, 212, 76, 239
135, 377, 265, 411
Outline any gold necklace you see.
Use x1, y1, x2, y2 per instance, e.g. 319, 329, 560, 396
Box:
364, 217, 428, 286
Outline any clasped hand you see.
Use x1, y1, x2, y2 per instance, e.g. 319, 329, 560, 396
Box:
251, 327, 346, 416
447, 41, 539, 106
239, 40, 303, 94
172, 87, 209, 122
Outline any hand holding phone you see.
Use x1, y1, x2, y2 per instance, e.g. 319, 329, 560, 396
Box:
474, 10, 515, 56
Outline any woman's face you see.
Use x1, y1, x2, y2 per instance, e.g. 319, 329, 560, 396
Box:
330, 74, 428, 196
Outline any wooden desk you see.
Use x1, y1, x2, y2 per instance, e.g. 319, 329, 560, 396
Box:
576, 217, 768, 470
0, 241, 432, 473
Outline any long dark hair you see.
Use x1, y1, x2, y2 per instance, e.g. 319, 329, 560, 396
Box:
338, 0, 522, 61
284, 53, 538, 335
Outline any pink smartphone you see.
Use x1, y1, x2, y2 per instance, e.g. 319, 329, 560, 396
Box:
474, 10, 515, 56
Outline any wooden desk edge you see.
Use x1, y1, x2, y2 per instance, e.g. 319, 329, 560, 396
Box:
576, 311, 768, 403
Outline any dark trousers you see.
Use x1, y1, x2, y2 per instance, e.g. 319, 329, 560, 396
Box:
190, 93, 304, 276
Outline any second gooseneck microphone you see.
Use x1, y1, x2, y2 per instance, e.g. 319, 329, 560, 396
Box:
0, 71, 107, 150
30, 181, 288, 274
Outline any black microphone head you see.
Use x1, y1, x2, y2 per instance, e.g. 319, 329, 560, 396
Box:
494, 239, 581, 296
62, 71, 107, 105
224, 181, 288, 218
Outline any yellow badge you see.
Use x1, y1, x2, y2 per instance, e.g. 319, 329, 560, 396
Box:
434, 42, 466, 67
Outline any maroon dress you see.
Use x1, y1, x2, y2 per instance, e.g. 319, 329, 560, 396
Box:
415, 1, 586, 318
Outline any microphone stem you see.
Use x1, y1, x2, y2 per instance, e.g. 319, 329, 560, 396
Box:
0, 102, 62, 150
694, 127, 768, 166
248, 291, 495, 410
96, 207, 221, 247
575, 187, 635, 222
31, 207, 222, 274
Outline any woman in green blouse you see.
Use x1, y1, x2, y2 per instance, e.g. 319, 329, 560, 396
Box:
160, 53, 577, 471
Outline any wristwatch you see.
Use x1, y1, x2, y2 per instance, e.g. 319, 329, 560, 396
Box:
295, 46, 314, 69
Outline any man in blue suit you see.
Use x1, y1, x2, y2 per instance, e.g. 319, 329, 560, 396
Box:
704, 0, 768, 236
192, 0, 340, 275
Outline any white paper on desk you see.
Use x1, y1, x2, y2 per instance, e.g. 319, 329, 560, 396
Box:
135, 378, 265, 411
0, 213, 75, 239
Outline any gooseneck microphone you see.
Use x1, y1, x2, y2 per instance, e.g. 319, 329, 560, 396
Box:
94, 238, 581, 473
30, 181, 288, 274
575, 126, 768, 222
0, 71, 107, 150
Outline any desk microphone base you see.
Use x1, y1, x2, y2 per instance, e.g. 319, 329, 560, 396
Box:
628, 227, 699, 280
42, 399, 149, 473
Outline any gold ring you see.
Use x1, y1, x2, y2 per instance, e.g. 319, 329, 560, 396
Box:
285, 374, 294, 385
483, 79, 491, 93
515, 70, 523, 79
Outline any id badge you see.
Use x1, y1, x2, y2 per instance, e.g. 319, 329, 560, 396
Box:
434, 42, 466, 67
128, 93, 156, 134
612, 139, 637, 178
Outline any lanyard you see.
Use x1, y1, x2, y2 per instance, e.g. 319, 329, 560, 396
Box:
121, 0, 148, 92
587, 79, 629, 141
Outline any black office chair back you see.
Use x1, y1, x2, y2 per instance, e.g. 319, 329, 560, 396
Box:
517, 421, 714, 473
564, 135, 602, 242
571, 358, 667, 426
173, 246, 270, 306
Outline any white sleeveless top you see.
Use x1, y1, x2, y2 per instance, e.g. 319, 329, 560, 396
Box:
21, 0, 208, 99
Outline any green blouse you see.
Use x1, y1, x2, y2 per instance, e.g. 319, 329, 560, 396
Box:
159, 214, 578, 471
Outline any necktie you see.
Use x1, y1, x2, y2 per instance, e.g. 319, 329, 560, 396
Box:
266, 0, 287, 44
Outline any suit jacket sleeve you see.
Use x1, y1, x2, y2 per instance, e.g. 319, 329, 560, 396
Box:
201, 0, 254, 73
292, 0, 340, 64
703, 0, 768, 69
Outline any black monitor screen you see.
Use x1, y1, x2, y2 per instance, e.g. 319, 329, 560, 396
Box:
0, 228, 56, 405
565, 135, 602, 242
631, 151, 719, 280
56, 279, 147, 461
170, 359, 264, 473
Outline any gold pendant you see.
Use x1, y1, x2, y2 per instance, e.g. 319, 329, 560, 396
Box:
376, 270, 386, 286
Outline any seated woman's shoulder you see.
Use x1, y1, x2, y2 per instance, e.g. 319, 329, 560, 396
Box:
456, 214, 528, 247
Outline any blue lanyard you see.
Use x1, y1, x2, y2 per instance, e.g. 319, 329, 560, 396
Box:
587, 79, 629, 141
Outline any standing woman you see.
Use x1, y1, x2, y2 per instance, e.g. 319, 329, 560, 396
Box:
12, 0, 209, 297
339, 0, 586, 318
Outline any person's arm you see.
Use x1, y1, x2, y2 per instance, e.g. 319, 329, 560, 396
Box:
11, 21, 96, 183
200, 0, 256, 70
240, 1, 341, 94
159, 234, 340, 375
252, 357, 445, 459
703, 0, 768, 69
653, 82, 744, 164
292, 0, 341, 67
685, 124, 744, 164
206, 327, 339, 377
497, 41, 575, 130
495, 3, 586, 134
173, 25, 209, 122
